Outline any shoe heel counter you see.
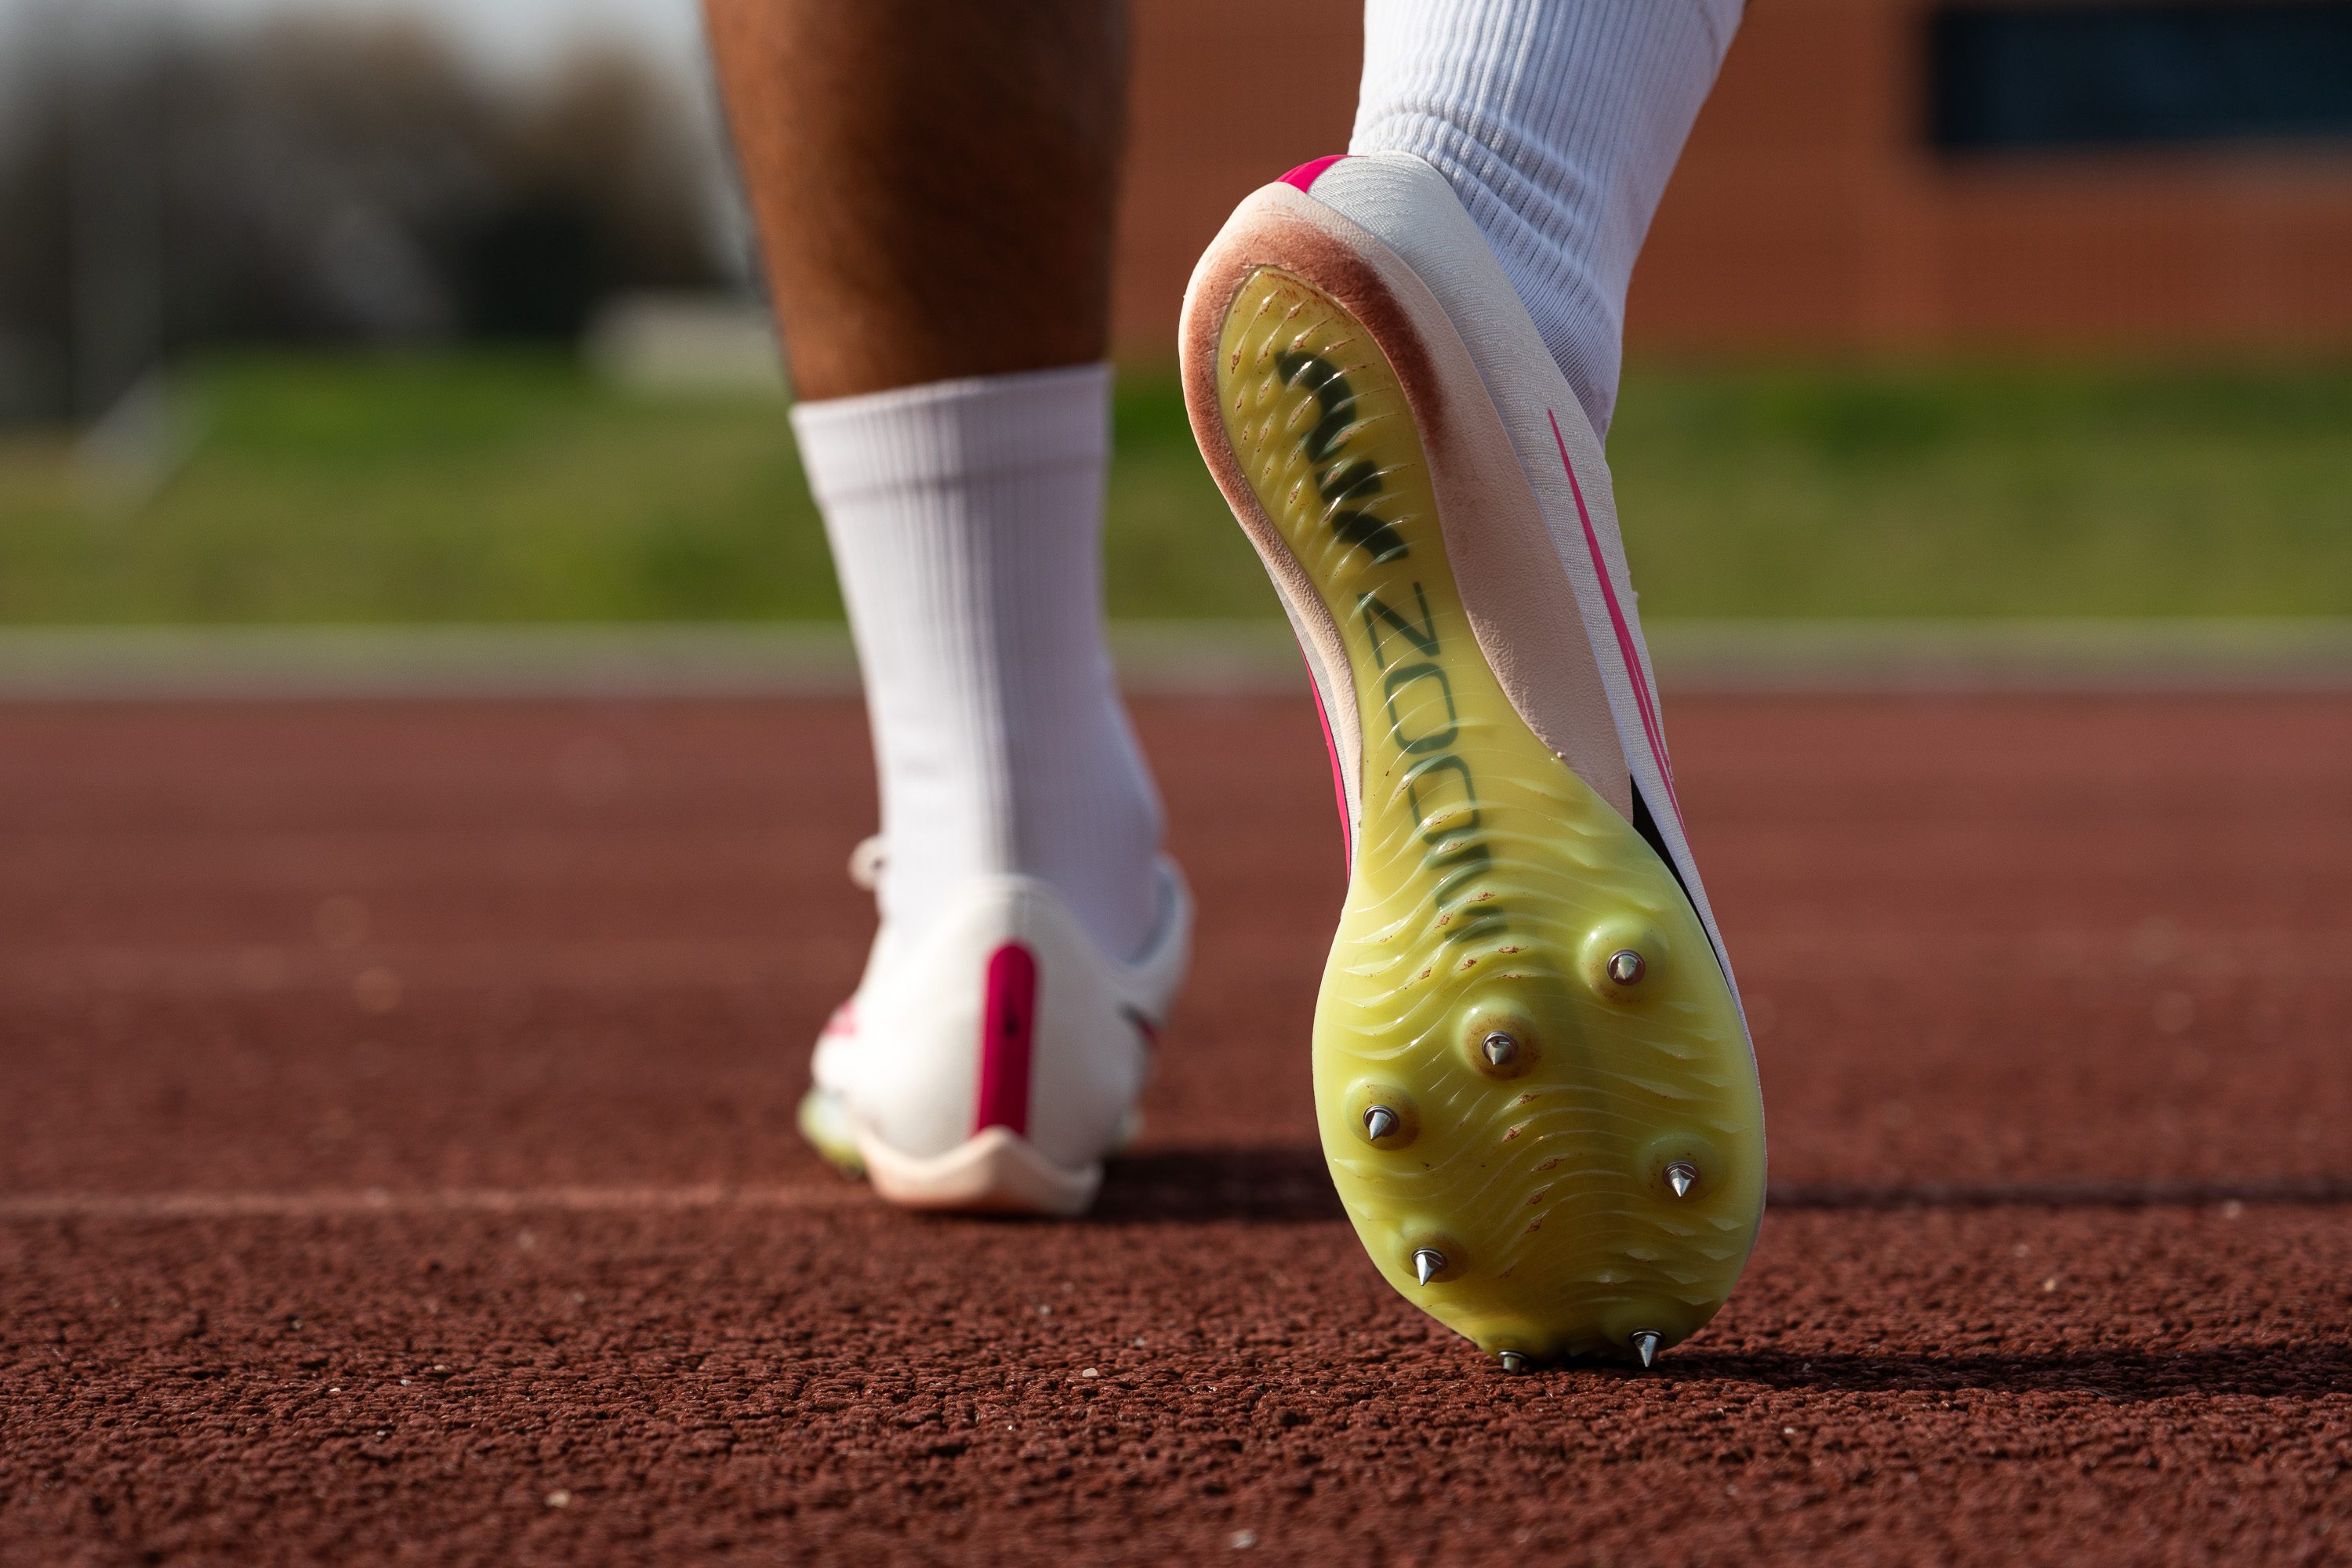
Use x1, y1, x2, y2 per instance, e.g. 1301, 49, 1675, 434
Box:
1004, 882, 1152, 1170
848, 879, 1146, 1169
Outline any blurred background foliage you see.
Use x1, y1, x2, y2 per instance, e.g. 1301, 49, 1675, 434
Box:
2, 353, 2348, 623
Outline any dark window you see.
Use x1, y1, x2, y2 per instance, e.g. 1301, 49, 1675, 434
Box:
1929, 3, 2352, 151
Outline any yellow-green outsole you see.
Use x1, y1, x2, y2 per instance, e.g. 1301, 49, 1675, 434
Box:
1211, 267, 1766, 1365
798, 1087, 866, 1178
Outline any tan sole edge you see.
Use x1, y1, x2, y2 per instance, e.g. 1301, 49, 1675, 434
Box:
856, 1127, 1102, 1218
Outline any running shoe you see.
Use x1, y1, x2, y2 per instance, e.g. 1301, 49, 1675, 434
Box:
1179, 152, 1766, 1368
800, 840, 1190, 1216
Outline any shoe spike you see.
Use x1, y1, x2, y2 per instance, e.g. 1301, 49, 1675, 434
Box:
1665, 1160, 1698, 1199
1630, 1330, 1662, 1369
1412, 1247, 1446, 1287
1363, 1105, 1398, 1142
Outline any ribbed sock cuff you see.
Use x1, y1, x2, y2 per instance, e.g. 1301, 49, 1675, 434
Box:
789, 362, 1112, 503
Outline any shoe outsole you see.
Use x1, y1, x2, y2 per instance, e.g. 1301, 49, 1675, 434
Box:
799, 1086, 1105, 1218
858, 1125, 1102, 1218
797, 1086, 867, 1178
1192, 261, 1766, 1365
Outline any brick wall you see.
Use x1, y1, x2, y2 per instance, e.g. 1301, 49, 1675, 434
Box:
1110, 0, 2352, 357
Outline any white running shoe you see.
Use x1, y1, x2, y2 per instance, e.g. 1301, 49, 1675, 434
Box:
799, 843, 1191, 1216
1179, 152, 1765, 1367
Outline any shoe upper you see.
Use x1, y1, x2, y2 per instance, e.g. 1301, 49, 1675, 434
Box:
815, 856, 1191, 1171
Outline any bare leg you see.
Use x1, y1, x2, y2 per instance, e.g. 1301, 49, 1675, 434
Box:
702, 0, 1130, 401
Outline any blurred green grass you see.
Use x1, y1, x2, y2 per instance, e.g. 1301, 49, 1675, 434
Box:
2, 351, 2347, 624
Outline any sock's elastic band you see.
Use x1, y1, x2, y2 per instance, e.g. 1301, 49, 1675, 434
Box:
792, 362, 1112, 498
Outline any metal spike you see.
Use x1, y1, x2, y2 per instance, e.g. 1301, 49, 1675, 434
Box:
1481, 1031, 1518, 1068
1666, 1160, 1698, 1199
1606, 949, 1647, 986
1363, 1105, 1398, 1142
1497, 1351, 1530, 1375
1413, 1247, 1446, 1286
1630, 1330, 1662, 1369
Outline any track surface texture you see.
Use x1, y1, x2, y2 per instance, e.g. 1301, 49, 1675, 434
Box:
2, 693, 2347, 1566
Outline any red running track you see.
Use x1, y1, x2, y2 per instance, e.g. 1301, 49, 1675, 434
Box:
2, 694, 2347, 1564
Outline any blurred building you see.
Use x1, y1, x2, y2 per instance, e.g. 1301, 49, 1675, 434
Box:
1115, 0, 2352, 357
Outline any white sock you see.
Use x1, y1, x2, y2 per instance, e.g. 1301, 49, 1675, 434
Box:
1350, 0, 1744, 436
790, 363, 1163, 963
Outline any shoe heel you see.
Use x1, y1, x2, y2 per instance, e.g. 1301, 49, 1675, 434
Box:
819, 873, 1178, 1218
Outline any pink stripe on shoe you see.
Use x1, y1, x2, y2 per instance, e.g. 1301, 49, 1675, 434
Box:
1548, 408, 1683, 828
1279, 154, 1349, 193
972, 942, 1039, 1137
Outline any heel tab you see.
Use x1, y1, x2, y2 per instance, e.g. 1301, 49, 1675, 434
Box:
972, 940, 1040, 1138
1279, 153, 1351, 193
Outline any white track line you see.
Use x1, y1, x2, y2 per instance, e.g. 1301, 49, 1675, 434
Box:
0, 1182, 870, 1221
2, 1177, 2342, 1224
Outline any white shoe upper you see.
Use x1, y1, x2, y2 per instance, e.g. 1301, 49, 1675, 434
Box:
813, 851, 1191, 1178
